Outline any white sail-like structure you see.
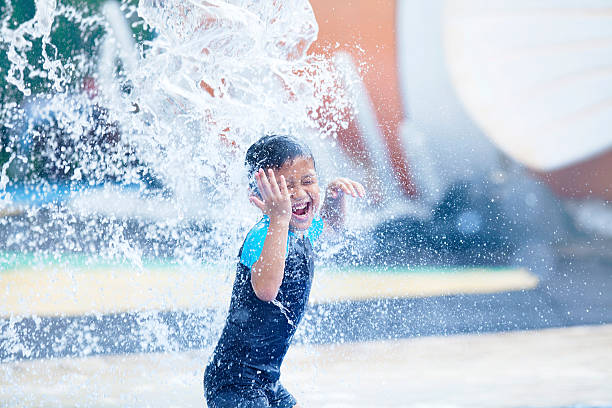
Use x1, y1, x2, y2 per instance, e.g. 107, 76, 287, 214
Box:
443, 0, 612, 171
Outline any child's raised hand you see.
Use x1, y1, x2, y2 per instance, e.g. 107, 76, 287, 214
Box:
321, 177, 365, 231
249, 168, 292, 224
326, 177, 366, 199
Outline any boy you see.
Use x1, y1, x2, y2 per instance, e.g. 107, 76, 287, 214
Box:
204, 135, 365, 408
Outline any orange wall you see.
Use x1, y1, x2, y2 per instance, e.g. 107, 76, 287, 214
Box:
309, 0, 417, 196
309, 1, 611, 202
536, 149, 612, 201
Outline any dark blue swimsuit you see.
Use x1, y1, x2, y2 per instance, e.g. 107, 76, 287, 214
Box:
204, 216, 323, 408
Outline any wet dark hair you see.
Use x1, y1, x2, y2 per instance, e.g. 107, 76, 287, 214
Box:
245, 134, 315, 194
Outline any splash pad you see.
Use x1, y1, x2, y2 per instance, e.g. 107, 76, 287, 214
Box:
1, 0, 612, 407
0, 0, 355, 357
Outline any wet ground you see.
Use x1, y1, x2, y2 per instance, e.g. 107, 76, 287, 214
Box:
1, 234, 610, 406
1, 324, 611, 407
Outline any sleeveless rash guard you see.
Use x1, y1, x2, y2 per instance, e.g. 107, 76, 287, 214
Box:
204, 216, 323, 396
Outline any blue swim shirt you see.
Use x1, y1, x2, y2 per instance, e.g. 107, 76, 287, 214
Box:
239, 216, 324, 269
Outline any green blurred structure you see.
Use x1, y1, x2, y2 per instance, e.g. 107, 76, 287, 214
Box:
0, 0, 152, 181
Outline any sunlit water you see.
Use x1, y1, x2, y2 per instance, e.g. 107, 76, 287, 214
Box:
0, 0, 356, 360
1, 1, 609, 407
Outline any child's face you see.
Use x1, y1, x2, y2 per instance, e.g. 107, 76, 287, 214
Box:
274, 156, 320, 232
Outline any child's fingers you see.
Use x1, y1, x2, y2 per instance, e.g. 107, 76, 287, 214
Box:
346, 180, 359, 197
327, 177, 365, 199
267, 168, 282, 197
255, 172, 266, 199
257, 169, 273, 199
279, 175, 289, 198
350, 180, 366, 197
339, 178, 365, 198
249, 195, 265, 211
338, 178, 357, 197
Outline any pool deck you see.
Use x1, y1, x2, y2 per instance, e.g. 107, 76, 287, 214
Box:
0, 240, 611, 407
1, 324, 611, 407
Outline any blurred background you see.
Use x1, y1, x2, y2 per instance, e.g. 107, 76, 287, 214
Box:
0, 0, 611, 407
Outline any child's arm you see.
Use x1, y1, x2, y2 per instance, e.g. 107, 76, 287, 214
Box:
320, 177, 365, 230
248, 168, 292, 302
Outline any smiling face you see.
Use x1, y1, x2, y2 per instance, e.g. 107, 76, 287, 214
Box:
274, 156, 320, 232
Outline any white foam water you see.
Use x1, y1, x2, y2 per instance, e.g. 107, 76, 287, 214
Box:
0, 0, 353, 361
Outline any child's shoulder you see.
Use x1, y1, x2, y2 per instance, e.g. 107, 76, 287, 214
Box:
239, 217, 270, 269
239, 216, 324, 268
244, 217, 270, 244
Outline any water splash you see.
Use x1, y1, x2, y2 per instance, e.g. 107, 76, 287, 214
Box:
271, 299, 295, 328
1, 0, 57, 95
124, 0, 350, 211
0, 0, 104, 96
0, 0, 353, 361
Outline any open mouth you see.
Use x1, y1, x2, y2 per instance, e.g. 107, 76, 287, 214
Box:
291, 201, 311, 219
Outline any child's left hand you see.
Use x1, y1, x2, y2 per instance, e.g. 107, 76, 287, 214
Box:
326, 177, 366, 199
321, 177, 365, 230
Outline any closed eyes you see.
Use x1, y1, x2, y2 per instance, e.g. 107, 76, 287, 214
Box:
286, 177, 317, 189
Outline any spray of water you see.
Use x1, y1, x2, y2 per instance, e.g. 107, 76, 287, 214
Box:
0, 0, 355, 362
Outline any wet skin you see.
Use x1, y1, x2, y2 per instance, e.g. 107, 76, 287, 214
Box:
248, 156, 365, 303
